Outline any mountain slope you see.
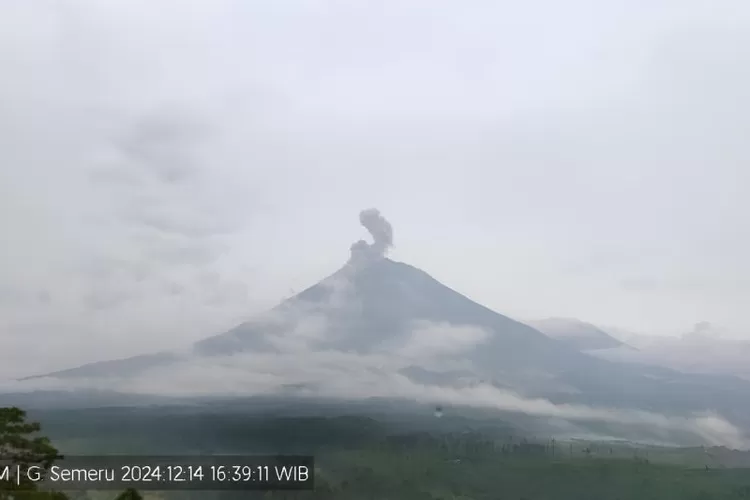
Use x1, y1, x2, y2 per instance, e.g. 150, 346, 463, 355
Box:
527, 318, 627, 351
29, 257, 581, 388
197, 259, 562, 359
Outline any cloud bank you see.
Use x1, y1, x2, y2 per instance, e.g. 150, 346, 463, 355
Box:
4, 347, 745, 449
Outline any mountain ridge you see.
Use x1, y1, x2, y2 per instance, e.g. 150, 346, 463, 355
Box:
527, 317, 628, 351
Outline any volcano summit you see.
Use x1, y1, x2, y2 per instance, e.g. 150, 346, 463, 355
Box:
13, 209, 750, 446
30, 209, 576, 388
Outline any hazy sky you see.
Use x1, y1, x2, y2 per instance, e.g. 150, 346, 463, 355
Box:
1, 0, 749, 378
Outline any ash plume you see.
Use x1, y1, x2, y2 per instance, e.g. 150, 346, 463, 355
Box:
349, 209, 393, 264
359, 208, 393, 255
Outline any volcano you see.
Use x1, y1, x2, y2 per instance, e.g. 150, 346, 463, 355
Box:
32, 253, 578, 392
17, 210, 750, 438
196, 258, 564, 363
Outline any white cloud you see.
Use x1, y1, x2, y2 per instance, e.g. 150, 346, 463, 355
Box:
5, 346, 745, 448
396, 321, 490, 359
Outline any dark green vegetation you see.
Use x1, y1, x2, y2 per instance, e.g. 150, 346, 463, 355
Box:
0, 407, 141, 500
16, 404, 750, 500
312, 447, 750, 500
0, 407, 67, 499
113, 491, 143, 500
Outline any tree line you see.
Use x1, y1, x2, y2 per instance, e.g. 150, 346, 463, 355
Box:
0, 406, 142, 500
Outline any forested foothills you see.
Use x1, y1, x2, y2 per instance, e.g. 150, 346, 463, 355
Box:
0, 407, 141, 500
4, 406, 750, 499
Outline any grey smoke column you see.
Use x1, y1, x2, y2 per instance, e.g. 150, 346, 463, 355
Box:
359, 208, 393, 256
349, 209, 394, 265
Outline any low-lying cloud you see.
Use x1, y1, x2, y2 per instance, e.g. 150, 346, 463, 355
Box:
397, 320, 490, 359
4, 347, 745, 449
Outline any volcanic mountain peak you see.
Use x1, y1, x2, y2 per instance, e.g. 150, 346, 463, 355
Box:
16, 210, 750, 443
27, 202, 563, 383
21, 209, 583, 383
194, 254, 553, 358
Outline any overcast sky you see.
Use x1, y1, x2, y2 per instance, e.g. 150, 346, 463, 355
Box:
1, 0, 749, 379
